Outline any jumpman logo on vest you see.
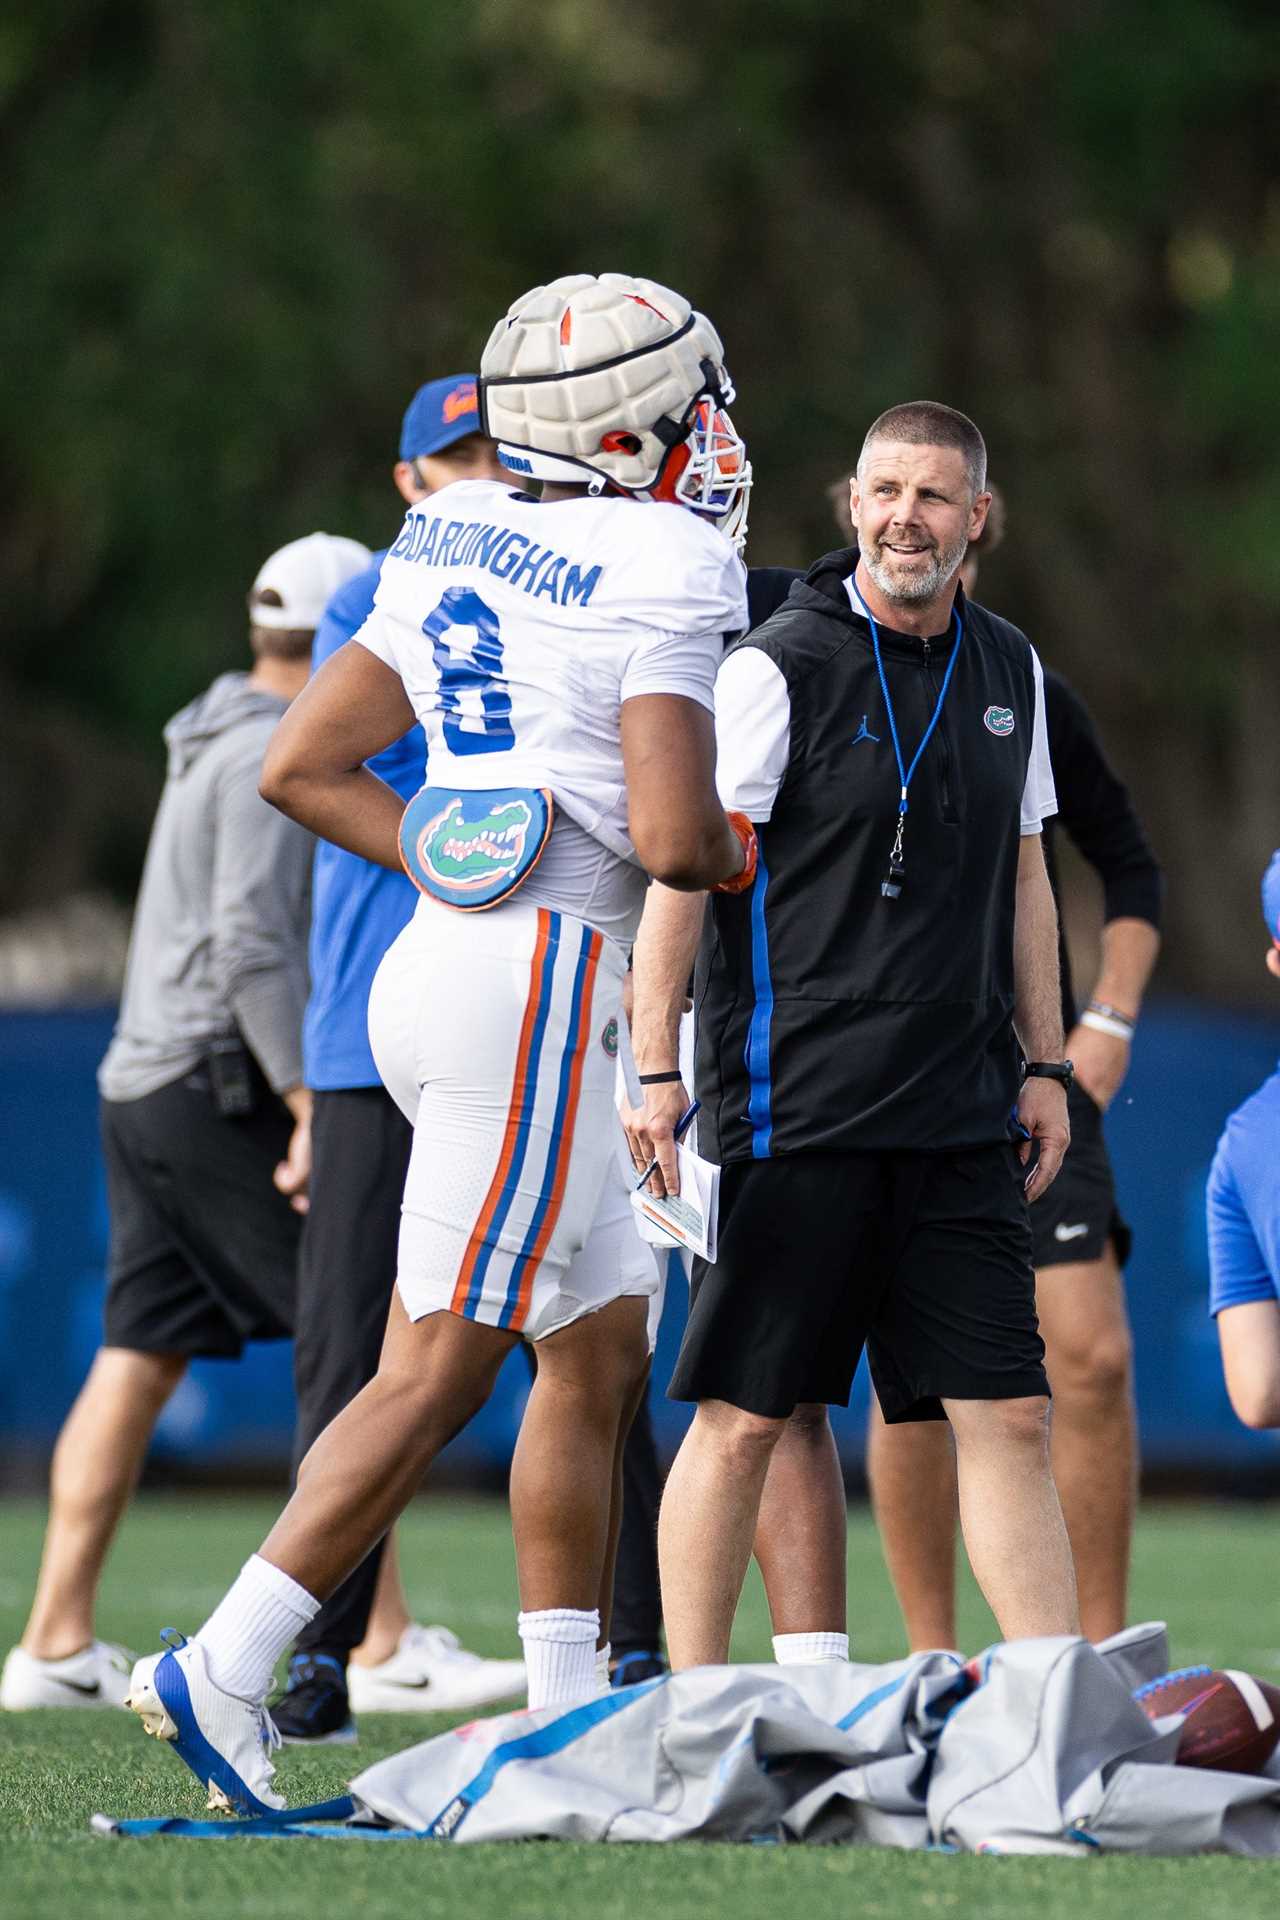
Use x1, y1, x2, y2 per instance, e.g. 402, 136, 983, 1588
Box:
851, 714, 881, 746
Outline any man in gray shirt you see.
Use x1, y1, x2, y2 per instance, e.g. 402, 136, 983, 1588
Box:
1, 533, 369, 1711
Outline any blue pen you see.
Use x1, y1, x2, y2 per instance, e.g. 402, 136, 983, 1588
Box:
634, 1100, 701, 1192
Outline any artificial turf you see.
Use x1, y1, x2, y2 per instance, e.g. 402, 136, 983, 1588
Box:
0, 1493, 1277, 1918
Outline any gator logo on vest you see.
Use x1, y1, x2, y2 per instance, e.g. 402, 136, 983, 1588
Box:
601, 1017, 619, 1059
983, 705, 1016, 736
415, 795, 534, 893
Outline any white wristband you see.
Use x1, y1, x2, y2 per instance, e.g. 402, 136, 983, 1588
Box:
1080, 1009, 1133, 1041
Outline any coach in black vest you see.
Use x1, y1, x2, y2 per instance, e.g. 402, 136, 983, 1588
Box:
626, 402, 1080, 1667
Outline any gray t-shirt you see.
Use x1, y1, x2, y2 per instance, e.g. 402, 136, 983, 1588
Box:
98, 672, 312, 1102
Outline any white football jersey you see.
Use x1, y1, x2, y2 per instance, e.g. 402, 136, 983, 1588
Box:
354, 479, 747, 940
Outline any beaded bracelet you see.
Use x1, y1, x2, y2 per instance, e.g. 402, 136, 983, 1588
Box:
1081, 1001, 1135, 1041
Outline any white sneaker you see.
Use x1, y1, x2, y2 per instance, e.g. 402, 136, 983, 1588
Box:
1, 1639, 133, 1710
346, 1624, 525, 1714
126, 1638, 286, 1814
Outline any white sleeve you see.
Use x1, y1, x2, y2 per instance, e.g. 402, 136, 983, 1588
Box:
714, 647, 791, 821
1020, 647, 1058, 834
614, 510, 749, 645
619, 624, 722, 712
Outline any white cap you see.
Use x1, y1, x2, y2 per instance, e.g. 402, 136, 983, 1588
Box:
249, 532, 372, 630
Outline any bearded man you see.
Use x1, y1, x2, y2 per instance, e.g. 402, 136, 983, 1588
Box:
625, 401, 1080, 1667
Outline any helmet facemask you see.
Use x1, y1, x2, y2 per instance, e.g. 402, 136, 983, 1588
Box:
651, 395, 752, 554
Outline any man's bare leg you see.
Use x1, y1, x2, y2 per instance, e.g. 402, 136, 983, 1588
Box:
261, 1296, 516, 1599
21, 1347, 186, 1658
348, 1532, 413, 1669
659, 1399, 785, 1668
946, 1395, 1078, 1639
348, 1336, 647, 1678
865, 1400, 960, 1650
180, 1294, 649, 1720
1034, 1247, 1135, 1642
509, 1298, 650, 1618
754, 1403, 847, 1635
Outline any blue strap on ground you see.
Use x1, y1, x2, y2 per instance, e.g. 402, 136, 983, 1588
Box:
98, 1795, 385, 1840
105, 1688, 674, 1842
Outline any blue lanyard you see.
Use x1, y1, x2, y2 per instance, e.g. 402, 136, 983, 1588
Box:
849, 577, 964, 898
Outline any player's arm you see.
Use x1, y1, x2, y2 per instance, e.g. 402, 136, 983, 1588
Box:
260, 639, 417, 869
1046, 671, 1163, 1108
1013, 831, 1070, 1202
620, 693, 747, 890
617, 688, 746, 1194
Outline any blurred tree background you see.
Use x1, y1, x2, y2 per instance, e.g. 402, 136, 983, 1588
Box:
2, 0, 1277, 1000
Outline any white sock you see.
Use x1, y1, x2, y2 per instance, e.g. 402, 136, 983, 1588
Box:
518, 1608, 600, 1710
595, 1642, 612, 1696
195, 1554, 320, 1703
772, 1630, 849, 1665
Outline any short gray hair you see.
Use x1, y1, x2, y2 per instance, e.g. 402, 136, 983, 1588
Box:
858, 401, 988, 498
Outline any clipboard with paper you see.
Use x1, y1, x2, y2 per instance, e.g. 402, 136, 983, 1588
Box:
630, 1141, 720, 1263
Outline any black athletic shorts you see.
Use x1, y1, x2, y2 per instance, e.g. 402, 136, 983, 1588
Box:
668, 1146, 1048, 1422
1031, 1082, 1132, 1271
101, 1066, 300, 1359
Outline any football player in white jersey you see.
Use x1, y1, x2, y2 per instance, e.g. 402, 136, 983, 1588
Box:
125, 273, 756, 1813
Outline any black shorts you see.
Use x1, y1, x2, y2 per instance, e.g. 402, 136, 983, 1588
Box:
668, 1146, 1048, 1422
101, 1068, 300, 1359
1031, 1082, 1132, 1271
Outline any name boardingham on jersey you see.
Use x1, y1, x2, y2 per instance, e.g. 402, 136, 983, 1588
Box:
388, 513, 603, 610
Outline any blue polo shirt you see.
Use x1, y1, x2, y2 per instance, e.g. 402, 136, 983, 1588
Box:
1207, 1062, 1280, 1314
302, 552, 426, 1090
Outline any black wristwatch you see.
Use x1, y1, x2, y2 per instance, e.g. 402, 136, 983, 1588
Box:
1023, 1059, 1075, 1091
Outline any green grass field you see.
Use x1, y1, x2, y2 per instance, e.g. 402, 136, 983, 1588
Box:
1, 1494, 1277, 1918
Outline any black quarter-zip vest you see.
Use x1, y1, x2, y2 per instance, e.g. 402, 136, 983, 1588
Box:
698, 549, 1039, 1164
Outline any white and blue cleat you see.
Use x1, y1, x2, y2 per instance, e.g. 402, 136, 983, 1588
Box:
126, 1634, 286, 1815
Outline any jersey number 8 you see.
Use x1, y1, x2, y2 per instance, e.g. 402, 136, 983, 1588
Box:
421, 587, 515, 757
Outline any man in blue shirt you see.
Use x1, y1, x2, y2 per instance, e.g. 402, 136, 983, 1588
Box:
1207, 849, 1280, 1430
272, 378, 522, 1741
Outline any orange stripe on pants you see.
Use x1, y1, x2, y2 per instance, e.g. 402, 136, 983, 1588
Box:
508, 932, 602, 1332
449, 908, 554, 1316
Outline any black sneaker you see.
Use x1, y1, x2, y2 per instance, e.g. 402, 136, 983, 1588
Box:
610, 1649, 668, 1687
270, 1653, 357, 1745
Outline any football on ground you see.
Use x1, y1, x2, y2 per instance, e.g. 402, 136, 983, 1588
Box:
1135, 1666, 1280, 1774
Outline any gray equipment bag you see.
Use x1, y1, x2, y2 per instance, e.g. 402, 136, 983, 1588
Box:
346, 1627, 1280, 1855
